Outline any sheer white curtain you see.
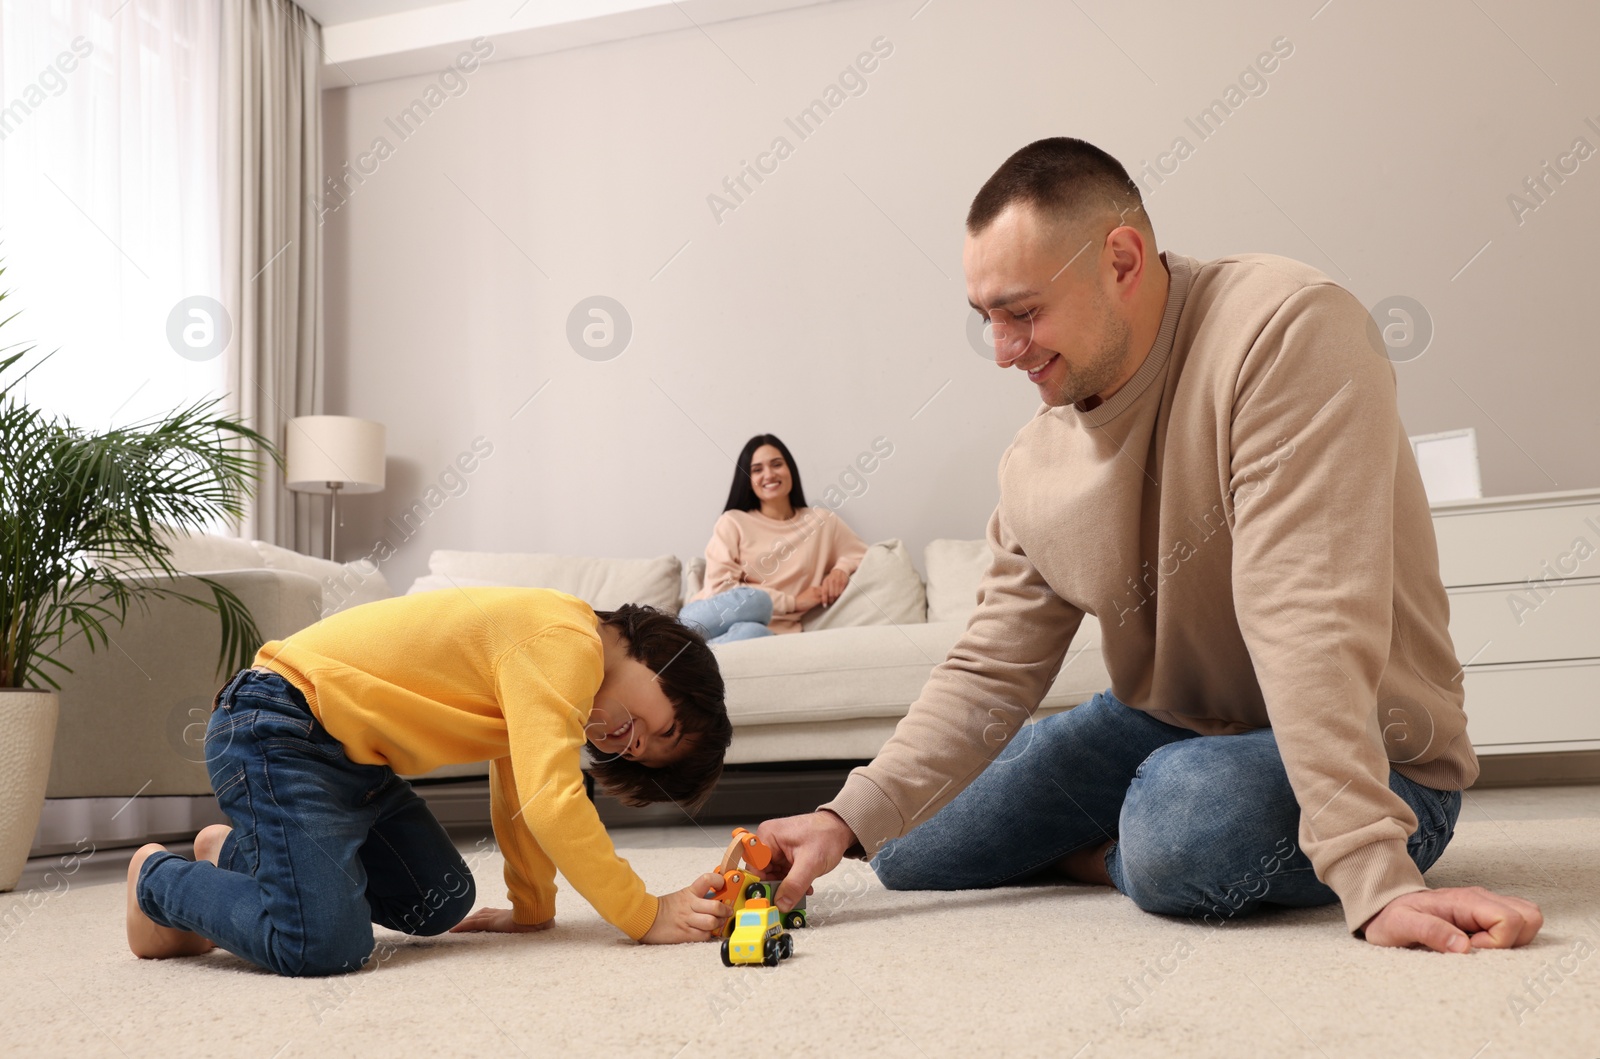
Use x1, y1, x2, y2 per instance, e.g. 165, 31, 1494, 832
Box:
0, 0, 225, 431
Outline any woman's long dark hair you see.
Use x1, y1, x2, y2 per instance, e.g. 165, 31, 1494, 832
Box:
723, 434, 808, 513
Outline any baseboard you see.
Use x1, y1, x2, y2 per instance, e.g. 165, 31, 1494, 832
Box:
407, 752, 1600, 830
23, 764, 859, 857
1472, 750, 1600, 787
414, 761, 865, 832
30, 796, 228, 858
41, 750, 1583, 856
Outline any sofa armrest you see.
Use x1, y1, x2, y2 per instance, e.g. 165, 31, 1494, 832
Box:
46, 568, 325, 798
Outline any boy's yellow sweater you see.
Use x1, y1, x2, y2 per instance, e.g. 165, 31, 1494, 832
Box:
254, 587, 659, 940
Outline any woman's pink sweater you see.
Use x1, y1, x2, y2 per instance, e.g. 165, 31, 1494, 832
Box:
693, 507, 868, 633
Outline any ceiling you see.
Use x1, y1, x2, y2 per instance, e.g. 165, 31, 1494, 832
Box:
294, 0, 461, 28
303, 0, 851, 86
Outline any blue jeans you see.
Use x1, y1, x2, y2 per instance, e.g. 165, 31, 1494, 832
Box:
136, 669, 476, 976
680, 586, 776, 645
872, 690, 1461, 924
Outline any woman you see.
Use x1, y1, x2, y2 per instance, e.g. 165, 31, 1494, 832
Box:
680, 435, 868, 645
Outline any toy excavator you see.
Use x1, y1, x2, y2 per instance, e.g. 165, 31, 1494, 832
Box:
707, 827, 808, 932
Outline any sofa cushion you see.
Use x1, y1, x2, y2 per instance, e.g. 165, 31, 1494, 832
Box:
253, 541, 394, 616
406, 573, 502, 595
712, 615, 1108, 726
924, 538, 992, 623
426, 550, 684, 614
683, 556, 706, 603
156, 527, 267, 574
801, 539, 926, 632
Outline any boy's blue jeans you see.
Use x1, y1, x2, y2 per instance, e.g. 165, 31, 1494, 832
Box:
136, 669, 476, 976
872, 690, 1461, 925
680, 586, 776, 645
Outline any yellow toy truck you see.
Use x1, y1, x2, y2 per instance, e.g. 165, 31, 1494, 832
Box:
721, 898, 794, 967
706, 826, 808, 969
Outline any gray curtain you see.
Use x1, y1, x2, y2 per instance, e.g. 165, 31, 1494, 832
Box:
223, 0, 323, 553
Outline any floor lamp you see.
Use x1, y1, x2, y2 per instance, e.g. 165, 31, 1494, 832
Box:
285, 416, 386, 559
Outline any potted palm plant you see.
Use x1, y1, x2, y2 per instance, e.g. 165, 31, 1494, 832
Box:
0, 287, 275, 891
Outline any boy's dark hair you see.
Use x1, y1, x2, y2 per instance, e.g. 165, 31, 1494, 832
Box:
588, 603, 731, 810
966, 136, 1149, 238
723, 434, 808, 514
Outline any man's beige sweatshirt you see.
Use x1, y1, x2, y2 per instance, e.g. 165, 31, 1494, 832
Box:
822, 251, 1478, 933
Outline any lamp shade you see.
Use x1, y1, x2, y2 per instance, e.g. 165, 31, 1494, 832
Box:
285, 416, 386, 494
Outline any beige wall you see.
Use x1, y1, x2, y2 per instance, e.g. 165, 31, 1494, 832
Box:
322, 0, 1599, 590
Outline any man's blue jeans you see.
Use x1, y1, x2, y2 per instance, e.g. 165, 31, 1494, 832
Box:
872, 690, 1461, 925
680, 586, 776, 645
136, 669, 476, 976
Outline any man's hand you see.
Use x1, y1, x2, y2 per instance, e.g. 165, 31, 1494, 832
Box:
448, 907, 554, 934
820, 569, 851, 604
757, 811, 858, 912
640, 873, 733, 944
1362, 886, 1543, 953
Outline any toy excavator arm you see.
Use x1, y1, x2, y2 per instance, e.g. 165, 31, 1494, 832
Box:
716, 827, 772, 874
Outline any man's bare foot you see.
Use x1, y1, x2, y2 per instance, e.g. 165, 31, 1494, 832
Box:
1054, 839, 1114, 886
193, 824, 232, 866
126, 844, 216, 959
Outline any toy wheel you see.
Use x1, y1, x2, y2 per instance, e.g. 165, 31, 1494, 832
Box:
720, 939, 732, 967
780, 934, 794, 959
783, 910, 806, 929
763, 939, 780, 967
744, 881, 767, 901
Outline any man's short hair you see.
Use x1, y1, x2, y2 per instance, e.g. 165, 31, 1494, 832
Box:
967, 136, 1149, 239
588, 604, 731, 810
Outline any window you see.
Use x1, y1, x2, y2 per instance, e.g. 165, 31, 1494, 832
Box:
0, 0, 224, 431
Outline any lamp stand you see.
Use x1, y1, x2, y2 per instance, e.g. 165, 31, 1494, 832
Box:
325, 481, 343, 560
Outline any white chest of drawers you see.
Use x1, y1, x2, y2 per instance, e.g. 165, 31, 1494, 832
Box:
1431, 487, 1600, 756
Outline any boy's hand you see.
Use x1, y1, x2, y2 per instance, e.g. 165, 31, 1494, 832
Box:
449, 907, 554, 934
640, 873, 732, 944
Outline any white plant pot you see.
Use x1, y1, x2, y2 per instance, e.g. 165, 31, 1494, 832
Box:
0, 688, 58, 892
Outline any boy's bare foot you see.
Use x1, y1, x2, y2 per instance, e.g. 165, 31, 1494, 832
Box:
1053, 839, 1114, 886
193, 824, 232, 866
126, 844, 216, 959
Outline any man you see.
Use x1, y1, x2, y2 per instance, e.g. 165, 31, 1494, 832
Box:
759, 137, 1541, 952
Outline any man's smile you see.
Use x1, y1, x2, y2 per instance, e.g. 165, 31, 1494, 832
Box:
1022, 352, 1061, 382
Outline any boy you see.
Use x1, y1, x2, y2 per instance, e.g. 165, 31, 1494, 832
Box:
126, 589, 735, 976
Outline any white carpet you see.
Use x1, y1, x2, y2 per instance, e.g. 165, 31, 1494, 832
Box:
3, 815, 1598, 1058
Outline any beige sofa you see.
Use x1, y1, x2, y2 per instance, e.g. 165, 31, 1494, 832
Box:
407, 539, 1111, 766
35, 534, 395, 853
